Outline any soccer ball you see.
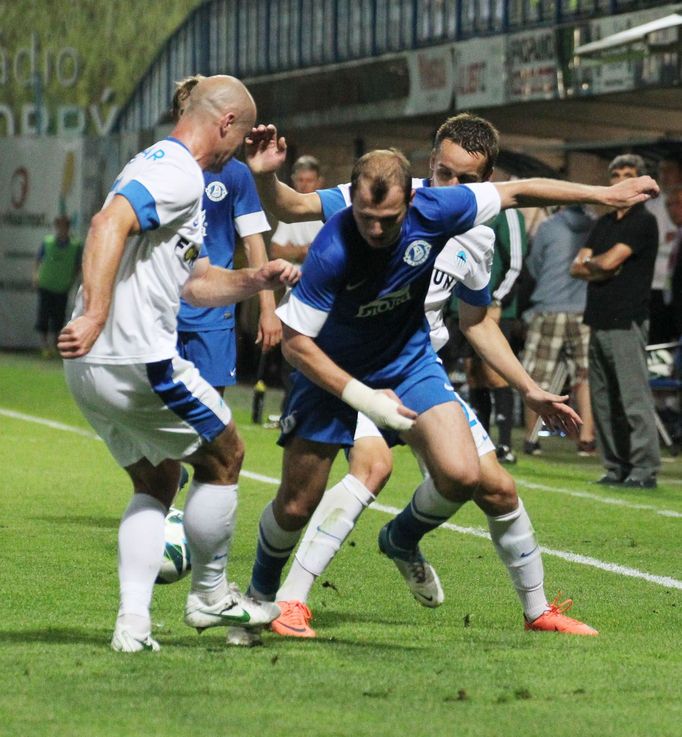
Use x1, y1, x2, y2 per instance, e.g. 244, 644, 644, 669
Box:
155, 507, 192, 584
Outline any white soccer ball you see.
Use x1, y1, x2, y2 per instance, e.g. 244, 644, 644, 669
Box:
156, 507, 192, 584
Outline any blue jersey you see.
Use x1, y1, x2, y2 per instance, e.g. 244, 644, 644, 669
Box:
276, 183, 500, 383
177, 159, 268, 332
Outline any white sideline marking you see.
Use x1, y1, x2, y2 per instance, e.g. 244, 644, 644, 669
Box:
370, 502, 682, 592
516, 478, 682, 519
0, 408, 101, 439
4, 407, 682, 591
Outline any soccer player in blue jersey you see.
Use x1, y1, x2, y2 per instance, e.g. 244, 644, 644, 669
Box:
173, 77, 281, 395
245, 144, 657, 636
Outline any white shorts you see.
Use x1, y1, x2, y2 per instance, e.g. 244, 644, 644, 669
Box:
353, 396, 495, 458
64, 355, 232, 468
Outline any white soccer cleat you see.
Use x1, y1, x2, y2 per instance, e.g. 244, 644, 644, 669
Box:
110, 627, 160, 653
378, 523, 444, 608
184, 585, 280, 633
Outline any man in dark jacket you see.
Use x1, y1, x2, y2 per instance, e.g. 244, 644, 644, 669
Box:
571, 154, 659, 488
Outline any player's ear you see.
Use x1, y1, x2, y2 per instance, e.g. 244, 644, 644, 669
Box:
219, 111, 236, 135
428, 149, 436, 172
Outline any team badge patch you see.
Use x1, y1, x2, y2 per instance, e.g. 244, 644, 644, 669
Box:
404, 240, 432, 267
205, 182, 228, 202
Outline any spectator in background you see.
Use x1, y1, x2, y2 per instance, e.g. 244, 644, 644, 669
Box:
571, 154, 660, 489
466, 204, 528, 464
522, 206, 596, 456
270, 156, 324, 264
646, 155, 682, 343
667, 185, 682, 337
33, 215, 82, 358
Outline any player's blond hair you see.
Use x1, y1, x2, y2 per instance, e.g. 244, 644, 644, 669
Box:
171, 74, 206, 122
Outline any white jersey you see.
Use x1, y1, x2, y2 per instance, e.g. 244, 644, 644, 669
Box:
72, 138, 204, 364
426, 224, 495, 352
271, 219, 323, 249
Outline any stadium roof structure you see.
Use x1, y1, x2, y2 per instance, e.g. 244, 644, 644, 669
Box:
574, 12, 682, 59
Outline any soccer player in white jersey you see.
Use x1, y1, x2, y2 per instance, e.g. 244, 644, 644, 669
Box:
244, 140, 657, 638
58, 75, 299, 653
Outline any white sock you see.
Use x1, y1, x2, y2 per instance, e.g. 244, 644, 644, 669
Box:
277, 474, 375, 602
413, 475, 465, 519
117, 492, 166, 633
183, 480, 238, 602
486, 498, 548, 622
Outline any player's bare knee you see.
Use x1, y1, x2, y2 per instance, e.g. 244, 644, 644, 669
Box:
475, 472, 518, 516
352, 456, 392, 494
274, 494, 316, 531
431, 468, 479, 502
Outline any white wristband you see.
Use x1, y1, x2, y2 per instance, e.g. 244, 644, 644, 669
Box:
341, 378, 415, 432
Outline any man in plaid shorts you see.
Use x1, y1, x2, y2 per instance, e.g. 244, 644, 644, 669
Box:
522, 205, 597, 456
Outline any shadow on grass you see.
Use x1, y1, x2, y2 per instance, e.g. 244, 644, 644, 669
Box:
0, 627, 109, 646
32, 515, 119, 529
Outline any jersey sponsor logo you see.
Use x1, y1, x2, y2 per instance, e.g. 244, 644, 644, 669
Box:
356, 285, 411, 318
431, 269, 456, 293
205, 181, 228, 202
176, 236, 200, 264
403, 240, 432, 267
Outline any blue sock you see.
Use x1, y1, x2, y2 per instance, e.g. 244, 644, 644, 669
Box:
389, 478, 464, 551
389, 499, 449, 551
249, 502, 301, 599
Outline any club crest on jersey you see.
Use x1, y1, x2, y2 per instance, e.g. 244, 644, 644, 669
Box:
404, 240, 432, 267
356, 285, 411, 317
205, 182, 228, 202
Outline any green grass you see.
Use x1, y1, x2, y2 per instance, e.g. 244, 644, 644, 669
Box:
2, 353, 682, 737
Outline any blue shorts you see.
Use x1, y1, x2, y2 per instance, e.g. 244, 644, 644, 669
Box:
278, 358, 456, 449
177, 328, 237, 388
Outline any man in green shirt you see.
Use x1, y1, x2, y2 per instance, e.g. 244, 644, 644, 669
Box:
33, 216, 82, 357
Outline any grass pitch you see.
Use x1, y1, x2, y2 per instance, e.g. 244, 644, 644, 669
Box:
1, 353, 681, 737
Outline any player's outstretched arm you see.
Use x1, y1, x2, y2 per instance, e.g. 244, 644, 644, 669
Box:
282, 325, 416, 432
494, 175, 659, 210
58, 195, 139, 359
245, 123, 324, 223
241, 233, 282, 351
459, 301, 581, 437
183, 257, 299, 307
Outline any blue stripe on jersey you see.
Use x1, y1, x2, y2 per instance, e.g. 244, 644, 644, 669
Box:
146, 359, 227, 442
166, 136, 192, 154
318, 188, 348, 222
117, 180, 160, 231
454, 282, 491, 306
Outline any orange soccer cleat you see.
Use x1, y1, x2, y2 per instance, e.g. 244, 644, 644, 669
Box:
270, 600, 316, 638
525, 595, 599, 636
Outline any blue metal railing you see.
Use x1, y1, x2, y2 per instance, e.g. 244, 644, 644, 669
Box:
116, 0, 667, 131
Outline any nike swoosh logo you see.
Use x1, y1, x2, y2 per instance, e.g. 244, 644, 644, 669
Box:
277, 621, 308, 634
345, 279, 366, 291
415, 592, 434, 602
520, 545, 539, 558
213, 608, 252, 623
